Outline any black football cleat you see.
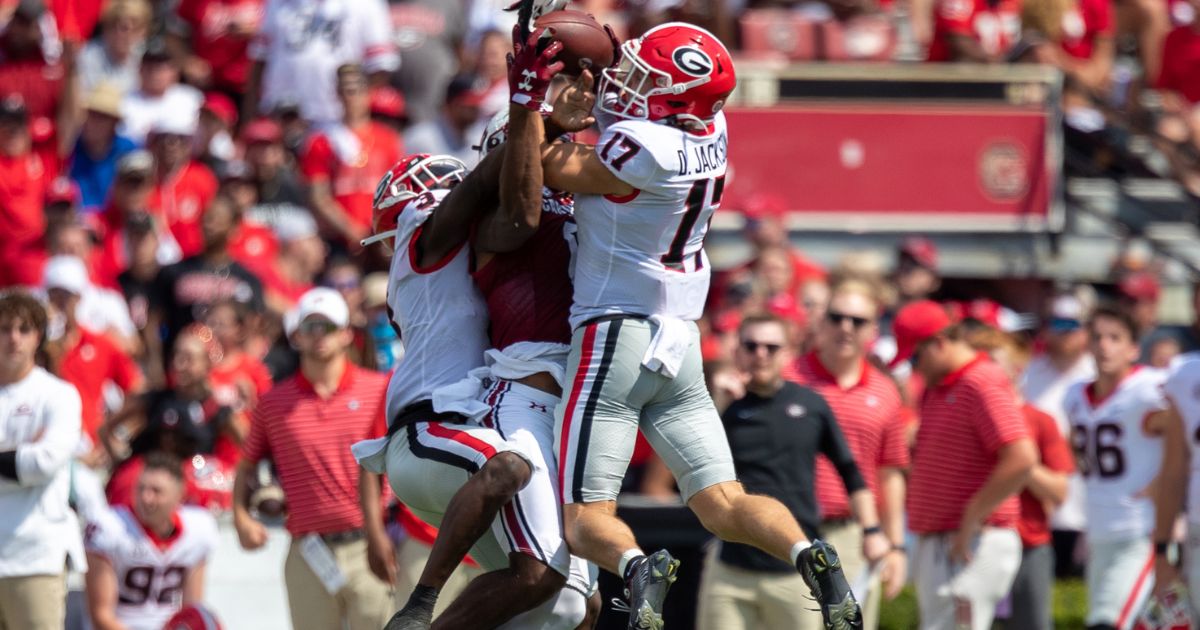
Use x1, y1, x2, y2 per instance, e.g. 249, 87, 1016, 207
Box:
613, 550, 680, 630
796, 540, 863, 630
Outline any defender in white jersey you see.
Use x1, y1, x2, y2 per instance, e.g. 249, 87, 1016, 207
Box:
84, 455, 217, 630
1153, 356, 1199, 617
539, 22, 861, 630
1064, 308, 1172, 630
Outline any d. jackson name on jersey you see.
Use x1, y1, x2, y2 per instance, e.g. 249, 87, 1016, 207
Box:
676, 133, 728, 177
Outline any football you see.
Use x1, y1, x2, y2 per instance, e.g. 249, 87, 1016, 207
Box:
534, 10, 616, 75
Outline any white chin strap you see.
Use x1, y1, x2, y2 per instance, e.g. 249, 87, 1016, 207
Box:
360, 230, 398, 247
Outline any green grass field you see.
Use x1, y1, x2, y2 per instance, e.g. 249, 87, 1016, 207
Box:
878, 578, 1089, 629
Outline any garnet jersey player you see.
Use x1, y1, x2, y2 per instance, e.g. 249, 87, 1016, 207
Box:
1065, 307, 1171, 630
539, 22, 861, 629
84, 455, 218, 630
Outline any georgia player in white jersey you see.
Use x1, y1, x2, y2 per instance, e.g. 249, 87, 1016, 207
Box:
83, 454, 218, 630
1064, 307, 1172, 630
537, 22, 861, 629
1153, 356, 1200, 618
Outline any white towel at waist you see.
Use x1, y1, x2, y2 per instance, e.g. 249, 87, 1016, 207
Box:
641, 315, 691, 379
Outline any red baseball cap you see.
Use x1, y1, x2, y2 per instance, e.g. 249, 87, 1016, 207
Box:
1118, 272, 1161, 302
892, 299, 953, 366
369, 86, 406, 120
240, 117, 282, 145
202, 92, 237, 129
899, 236, 938, 270
45, 176, 80, 206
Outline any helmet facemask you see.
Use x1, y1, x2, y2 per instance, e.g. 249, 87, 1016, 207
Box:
598, 39, 714, 130
362, 155, 467, 249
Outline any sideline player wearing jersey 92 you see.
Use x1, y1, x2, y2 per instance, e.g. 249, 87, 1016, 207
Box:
84, 453, 218, 630
539, 23, 862, 630
1065, 307, 1173, 630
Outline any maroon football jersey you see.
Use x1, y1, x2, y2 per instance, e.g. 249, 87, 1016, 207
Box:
472, 211, 574, 349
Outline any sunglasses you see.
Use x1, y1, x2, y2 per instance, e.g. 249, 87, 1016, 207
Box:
826, 311, 872, 329
326, 278, 361, 291
741, 340, 783, 355
298, 320, 339, 336
1047, 317, 1081, 333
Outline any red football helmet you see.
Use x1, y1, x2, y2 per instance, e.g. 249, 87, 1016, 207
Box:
161, 604, 224, 630
598, 22, 736, 129
362, 154, 467, 249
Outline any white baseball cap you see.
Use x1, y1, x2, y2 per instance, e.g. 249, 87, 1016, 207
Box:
149, 106, 198, 137
285, 287, 349, 335
42, 255, 89, 295
275, 212, 318, 243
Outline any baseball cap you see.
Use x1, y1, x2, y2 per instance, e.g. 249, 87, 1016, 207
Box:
369, 86, 406, 120
275, 212, 318, 243
201, 92, 237, 129
149, 107, 198, 137
218, 159, 252, 182
891, 299, 953, 366
899, 236, 938, 270
45, 177, 81, 207
1047, 293, 1085, 332
286, 287, 349, 335
240, 117, 282, 145
84, 83, 124, 119
43, 255, 90, 295
117, 149, 155, 177
1118, 272, 1161, 302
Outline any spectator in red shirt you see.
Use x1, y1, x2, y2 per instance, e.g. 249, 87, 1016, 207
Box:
259, 212, 323, 314
793, 278, 909, 629
146, 112, 219, 258
1158, 9, 1200, 105
234, 288, 392, 630
0, 0, 79, 157
42, 256, 143, 464
219, 159, 278, 273
926, 0, 1022, 61
0, 97, 49, 288
300, 63, 402, 247
1022, 0, 1116, 92
968, 326, 1073, 630
96, 150, 183, 289
168, 0, 264, 96
894, 299, 1036, 630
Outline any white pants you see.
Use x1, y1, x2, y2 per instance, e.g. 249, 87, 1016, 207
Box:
912, 528, 1022, 630
1086, 536, 1154, 629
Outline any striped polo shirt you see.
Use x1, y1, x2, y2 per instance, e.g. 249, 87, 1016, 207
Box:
908, 353, 1029, 534
243, 362, 388, 535
793, 352, 909, 520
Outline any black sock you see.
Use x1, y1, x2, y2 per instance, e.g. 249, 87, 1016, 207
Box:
404, 585, 439, 613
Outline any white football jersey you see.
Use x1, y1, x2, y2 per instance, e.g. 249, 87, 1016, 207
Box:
569, 113, 729, 328
385, 189, 490, 421
84, 505, 218, 630
1065, 367, 1169, 542
1163, 357, 1200, 525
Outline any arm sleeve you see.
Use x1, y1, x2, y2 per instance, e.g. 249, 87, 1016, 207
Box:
594, 122, 670, 192
816, 393, 866, 494
971, 373, 1030, 454
16, 384, 82, 486
359, 0, 399, 73
241, 402, 270, 462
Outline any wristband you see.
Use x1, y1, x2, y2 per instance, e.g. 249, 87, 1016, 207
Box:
863, 525, 883, 536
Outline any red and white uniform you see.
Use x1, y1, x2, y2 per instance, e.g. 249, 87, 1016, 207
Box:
249, 0, 398, 124
84, 505, 218, 630
1065, 367, 1167, 629
927, 0, 1021, 61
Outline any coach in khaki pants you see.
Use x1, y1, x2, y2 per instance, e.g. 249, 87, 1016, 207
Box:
234, 289, 392, 630
696, 315, 890, 629
0, 292, 86, 630
893, 301, 1036, 630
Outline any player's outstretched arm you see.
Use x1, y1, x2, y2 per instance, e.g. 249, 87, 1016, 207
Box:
542, 142, 635, 196
415, 149, 506, 268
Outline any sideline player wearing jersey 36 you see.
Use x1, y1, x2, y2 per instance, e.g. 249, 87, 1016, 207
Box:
1066, 307, 1172, 630
540, 23, 862, 629
84, 453, 218, 630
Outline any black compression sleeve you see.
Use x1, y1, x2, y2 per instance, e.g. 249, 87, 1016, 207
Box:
0, 450, 17, 482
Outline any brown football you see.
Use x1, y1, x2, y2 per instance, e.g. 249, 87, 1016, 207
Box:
534, 10, 615, 74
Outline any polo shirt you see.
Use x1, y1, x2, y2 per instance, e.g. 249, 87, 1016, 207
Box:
793, 352, 908, 520
908, 353, 1029, 534
243, 363, 388, 535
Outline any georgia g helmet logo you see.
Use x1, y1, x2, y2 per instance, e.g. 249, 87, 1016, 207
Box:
672, 47, 713, 77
